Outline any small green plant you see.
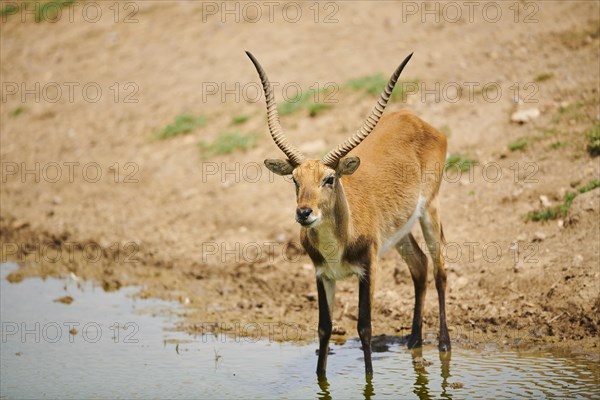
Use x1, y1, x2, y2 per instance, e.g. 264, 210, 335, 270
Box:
156, 114, 206, 139
346, 74, 418, 101
11, 107, 24, 117
198, 131, 257, 158
232, 115, 249, 125
1, 3, 18, 17
508, 138, 528, 152
549, 141, 564, 150
585, 124, 600, 157
527, 180, 600, 222
445, 154, 477, 172
306, 103, 331, 117
534, 73, 554, 82
277, 88, 332, 117
36, 0, 76, 22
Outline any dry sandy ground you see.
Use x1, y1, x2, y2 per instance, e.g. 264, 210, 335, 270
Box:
1, 1, 599, 353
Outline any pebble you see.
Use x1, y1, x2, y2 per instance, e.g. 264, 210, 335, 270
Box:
533, 232, 546, 242
539, 195, 551, 207
11, 220, 29, 229
573, 254, 584, 267
511, 108, 540, 123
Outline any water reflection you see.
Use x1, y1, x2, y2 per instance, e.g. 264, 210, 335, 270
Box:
316, 347, 452, 400
410, 348, 453, 400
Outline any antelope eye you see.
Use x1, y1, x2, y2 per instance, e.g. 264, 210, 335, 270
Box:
324, 176, 335, 186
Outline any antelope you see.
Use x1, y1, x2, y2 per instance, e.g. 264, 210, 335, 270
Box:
246, 51, 451, 377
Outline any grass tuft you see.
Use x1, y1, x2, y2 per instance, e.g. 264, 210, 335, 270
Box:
11, 107, 24, 117
36, 0, 76, 22
232, 115, 249, 125
346, 74, 418, 101
508, 138, 528, 152
585, 124, 600, 157
198, 131, 257, 158
1, 3, 18, 16
156, 114, 206, 139
445, 154, 477, 172
277, 89, 332, 117
527, 180, 600, 222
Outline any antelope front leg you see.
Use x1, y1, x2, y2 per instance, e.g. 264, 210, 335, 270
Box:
358, 257, 375, 376
316, 276, 335, 377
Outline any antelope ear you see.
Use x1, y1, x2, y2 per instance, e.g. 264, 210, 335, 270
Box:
264, 158, 295, 176
336, 156, 360, 176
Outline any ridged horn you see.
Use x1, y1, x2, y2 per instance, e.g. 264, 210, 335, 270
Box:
322, 52, 414, 167
246, 51, 306, 166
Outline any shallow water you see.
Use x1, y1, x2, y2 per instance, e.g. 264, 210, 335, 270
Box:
1, 262, 598, 399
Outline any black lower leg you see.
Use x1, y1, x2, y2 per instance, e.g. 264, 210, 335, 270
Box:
316, 278, 332, 376
436, 276, 451, 352
408, 279, 425, 348
358, 272, 373, 376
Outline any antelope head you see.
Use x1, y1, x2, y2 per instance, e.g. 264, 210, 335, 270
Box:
246, 51, 413, 228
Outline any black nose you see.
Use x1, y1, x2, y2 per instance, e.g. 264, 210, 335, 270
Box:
296, 208, 313, 221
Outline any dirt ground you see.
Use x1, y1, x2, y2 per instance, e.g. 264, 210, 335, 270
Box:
1, 1, 599, 353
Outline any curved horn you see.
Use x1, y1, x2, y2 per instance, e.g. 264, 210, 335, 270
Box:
245, 51, 306, 165
322, 52, 414, 167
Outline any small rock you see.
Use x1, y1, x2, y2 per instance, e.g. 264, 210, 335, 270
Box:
573, 255, 584, 267
511, 108, 540, 124
532, 232, 546, 242
52, 196, 62, 205
11, 220, 29, 230
539, 195, 551, 207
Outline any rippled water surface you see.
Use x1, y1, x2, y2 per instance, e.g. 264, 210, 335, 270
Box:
1, 262, 598, 399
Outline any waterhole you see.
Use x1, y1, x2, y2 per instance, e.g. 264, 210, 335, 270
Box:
1, 262, 598, 399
